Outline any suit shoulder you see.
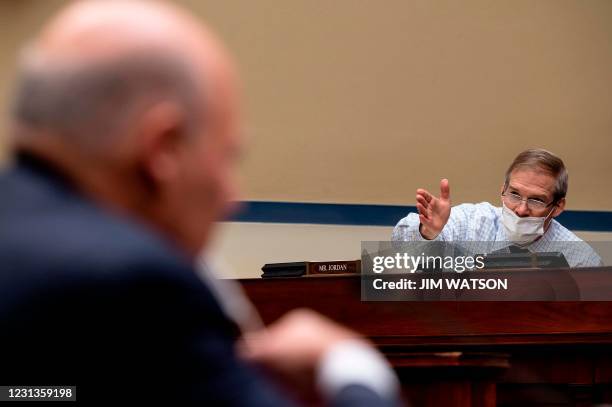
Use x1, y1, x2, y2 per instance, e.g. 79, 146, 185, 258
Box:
0, 168, 192, 282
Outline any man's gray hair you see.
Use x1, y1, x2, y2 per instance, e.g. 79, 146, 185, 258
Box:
504, 148, 568, 203
11, 50, 201, 149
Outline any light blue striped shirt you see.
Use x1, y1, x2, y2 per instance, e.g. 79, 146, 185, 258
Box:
392, 202, 603, 268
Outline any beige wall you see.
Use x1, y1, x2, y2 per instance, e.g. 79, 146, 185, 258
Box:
1, 0, 611, 210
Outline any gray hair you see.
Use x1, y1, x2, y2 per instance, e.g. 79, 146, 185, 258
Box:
11, 50, 202, 150
504, 148, 568, 203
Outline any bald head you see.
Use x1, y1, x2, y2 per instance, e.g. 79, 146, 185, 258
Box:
12, 0, 237, 151
10, 0, 243, 257
35, 0, 217, 64
26, 0, 232, 82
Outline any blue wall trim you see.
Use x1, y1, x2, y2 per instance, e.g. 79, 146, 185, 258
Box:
230, 201, 612, 232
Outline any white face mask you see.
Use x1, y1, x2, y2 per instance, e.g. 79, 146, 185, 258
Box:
501, 203, 554, 245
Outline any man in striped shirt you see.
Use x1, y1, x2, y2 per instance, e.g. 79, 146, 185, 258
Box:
392, 149, 602, 268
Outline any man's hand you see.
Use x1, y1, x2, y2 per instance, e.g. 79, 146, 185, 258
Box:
416, 178, 451, 240
237, 308, 364, 390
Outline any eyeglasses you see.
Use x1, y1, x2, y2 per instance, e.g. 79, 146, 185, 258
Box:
501, 191, 555, 211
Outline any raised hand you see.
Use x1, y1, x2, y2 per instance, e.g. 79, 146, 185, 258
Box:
415, 178, 451, 240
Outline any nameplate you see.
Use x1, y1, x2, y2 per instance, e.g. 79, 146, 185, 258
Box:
261, 260, 360, 278
307, 260, 360, 275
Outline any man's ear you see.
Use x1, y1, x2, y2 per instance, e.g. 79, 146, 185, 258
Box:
136, 101, 187, 184
552, 197, 566, 218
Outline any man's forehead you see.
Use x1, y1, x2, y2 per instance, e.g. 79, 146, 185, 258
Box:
508, 168, 556, 195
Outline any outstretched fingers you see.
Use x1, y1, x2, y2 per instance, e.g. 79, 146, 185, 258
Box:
416, 194, 430, 209
416, 188, 433, 203
416, 202, 431, 221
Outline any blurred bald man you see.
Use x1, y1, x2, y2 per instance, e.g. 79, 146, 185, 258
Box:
0, 1, 399, 405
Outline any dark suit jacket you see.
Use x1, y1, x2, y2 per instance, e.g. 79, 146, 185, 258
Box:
0, 152, 397, 406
